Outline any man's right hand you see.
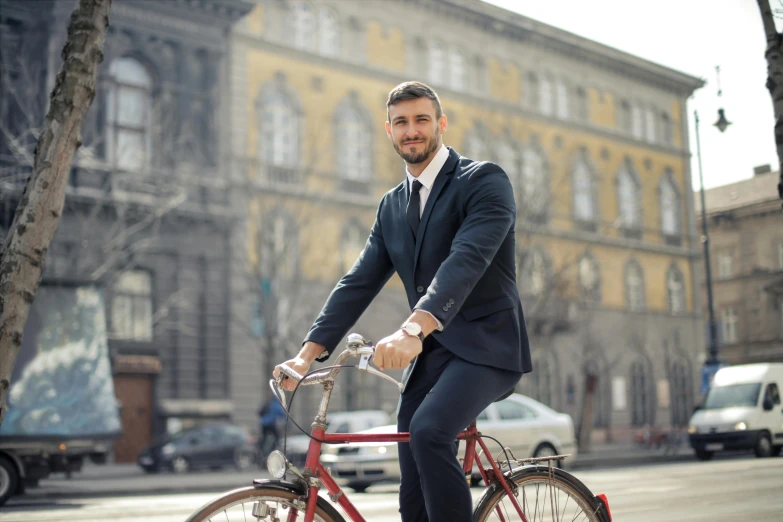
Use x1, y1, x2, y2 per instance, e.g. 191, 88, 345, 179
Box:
272, 342, 325, 391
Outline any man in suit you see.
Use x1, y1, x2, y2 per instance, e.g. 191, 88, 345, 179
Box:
273, 81, 532, 522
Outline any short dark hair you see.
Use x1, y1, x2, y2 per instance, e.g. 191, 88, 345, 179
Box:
386, 81, 443, 122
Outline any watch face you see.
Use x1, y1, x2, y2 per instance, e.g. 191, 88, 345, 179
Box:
404, 323, 422, 336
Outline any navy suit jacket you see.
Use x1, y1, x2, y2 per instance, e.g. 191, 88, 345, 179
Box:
304, 147, 532, 375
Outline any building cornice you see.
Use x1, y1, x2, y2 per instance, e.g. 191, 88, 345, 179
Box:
434, 0, 704, 95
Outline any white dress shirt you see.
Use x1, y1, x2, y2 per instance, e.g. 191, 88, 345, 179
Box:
405, 145, 450, 332
406, 144, 450, 218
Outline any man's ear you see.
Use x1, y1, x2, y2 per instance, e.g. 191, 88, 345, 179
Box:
385, 120, 392, 140
439, 114, 448, 134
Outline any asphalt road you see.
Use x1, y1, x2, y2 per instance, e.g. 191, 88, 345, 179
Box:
1, 457, 780, 521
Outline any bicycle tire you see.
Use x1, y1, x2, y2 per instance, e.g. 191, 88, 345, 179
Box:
184, 482, 346, 522
472, 466, 610, 522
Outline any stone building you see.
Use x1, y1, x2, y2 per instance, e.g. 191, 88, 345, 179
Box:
695, 166, 783, 365
0, 0, 251, 461
226, 0, 706, 443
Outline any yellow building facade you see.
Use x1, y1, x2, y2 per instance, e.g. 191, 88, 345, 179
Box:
228, 0, 705, 437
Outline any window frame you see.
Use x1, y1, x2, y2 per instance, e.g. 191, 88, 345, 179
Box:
105, 57, 154, 172
111, 269, 154, 342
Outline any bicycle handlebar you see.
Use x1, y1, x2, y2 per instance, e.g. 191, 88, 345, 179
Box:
272, 333, 404, 404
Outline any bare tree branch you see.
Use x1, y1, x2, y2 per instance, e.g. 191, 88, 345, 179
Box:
0, 0, 112, 427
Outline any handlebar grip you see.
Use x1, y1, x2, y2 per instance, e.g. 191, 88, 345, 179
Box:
279, 365, 304, 382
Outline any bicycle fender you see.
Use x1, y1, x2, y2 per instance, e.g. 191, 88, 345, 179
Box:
252, 478, 307, 494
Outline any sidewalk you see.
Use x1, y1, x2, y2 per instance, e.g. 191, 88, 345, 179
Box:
569, 442, 694, 470
22, 445, 695, 500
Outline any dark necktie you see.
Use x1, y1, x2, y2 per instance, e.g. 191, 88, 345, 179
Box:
407, 179, 423, 238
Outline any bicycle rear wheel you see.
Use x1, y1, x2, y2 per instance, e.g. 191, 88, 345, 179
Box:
472, 466, 610, 522
185, 483, 346, 522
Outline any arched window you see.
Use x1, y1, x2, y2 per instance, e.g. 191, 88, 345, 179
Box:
573, 150, 597, 225
625, 259, 646, 312
292, 1, 316, 51
616, 159, 642, 235
645, 107, 657, 143
258, 90, 299, 172
584, 359, 610, 427
660, 170, 681, 241
318, 8, 340, 58
335, 101, 372, 186
555, 78, 570, 120
259, 210, 299, 280
578, 253, 601, 303
449, 48, 466, 91
525, 72, 539, 109
428, 41, 446, 85
538, 74, 554, 116
520, 145, 548, 221
106, 57, 153, 171
631, 103, 644, 140
496, 140, 519, 200
670, 359, 692, 426
666, 265, 686, 314
630, 359, 653, 426
462, 125, 489, 161
340, 219, 367, 273
518, 248, 548, 296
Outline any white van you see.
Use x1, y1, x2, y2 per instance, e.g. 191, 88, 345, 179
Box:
688, 363, 783, 460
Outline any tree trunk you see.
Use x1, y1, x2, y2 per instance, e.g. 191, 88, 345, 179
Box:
577, 373, 597, 454
758, 0, 783, 206
0, 0, 112, 426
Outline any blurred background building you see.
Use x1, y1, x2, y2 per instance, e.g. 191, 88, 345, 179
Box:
1, 0, 713, 461
229, 0, 706, 446
0, 0, 252, 462
694, 165, 783, 365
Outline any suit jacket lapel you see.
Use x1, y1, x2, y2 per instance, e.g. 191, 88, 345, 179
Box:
413, 148, 459, 274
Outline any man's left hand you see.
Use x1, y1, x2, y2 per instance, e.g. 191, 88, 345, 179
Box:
374, 329, 422, 370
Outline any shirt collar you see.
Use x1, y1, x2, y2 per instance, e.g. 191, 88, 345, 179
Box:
406, 145, 449, 191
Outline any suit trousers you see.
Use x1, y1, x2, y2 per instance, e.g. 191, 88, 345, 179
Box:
396, 338, 523, 522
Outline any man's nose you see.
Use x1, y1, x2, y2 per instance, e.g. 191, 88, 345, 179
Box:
404, 126, 420, 139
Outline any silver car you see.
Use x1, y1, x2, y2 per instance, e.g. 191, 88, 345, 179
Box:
322, 394, 577, 492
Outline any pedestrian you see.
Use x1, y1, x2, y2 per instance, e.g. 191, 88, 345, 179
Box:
258, 396, 286, 459
273, 81, 532, 522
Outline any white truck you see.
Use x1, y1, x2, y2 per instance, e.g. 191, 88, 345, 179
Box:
688, 363, 783, 460
0, 283, 122, 505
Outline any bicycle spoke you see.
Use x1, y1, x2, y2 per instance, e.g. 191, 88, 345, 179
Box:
478, 473, 599, 522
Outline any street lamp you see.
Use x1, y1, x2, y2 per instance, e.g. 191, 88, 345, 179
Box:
713, 67, 732, 134
695, 65, 731, 391
694, 111, 721, 373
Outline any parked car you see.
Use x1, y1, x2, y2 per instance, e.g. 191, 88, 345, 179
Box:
285, 410, 391, 468
137, 422, 257, 474
321, 394, 577, 492
688, 363, 783, 460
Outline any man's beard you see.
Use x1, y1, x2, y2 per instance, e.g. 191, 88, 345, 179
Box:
393, 134, 439, 164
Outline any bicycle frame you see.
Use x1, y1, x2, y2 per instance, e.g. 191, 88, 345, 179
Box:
273, 334, 528, 522
296, 419, 526, 522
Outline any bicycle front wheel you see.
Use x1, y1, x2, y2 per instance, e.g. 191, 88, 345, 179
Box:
472, 466, 610, 522
185, 483, 346, 522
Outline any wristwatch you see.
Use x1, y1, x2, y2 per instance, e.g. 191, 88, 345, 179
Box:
401, 322, 425, 342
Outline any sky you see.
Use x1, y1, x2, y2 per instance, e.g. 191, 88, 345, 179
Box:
483, 0, 777, 191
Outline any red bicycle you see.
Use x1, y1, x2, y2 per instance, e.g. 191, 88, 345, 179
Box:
186, 334, 612, 522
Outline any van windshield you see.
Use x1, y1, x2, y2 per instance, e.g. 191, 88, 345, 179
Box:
704, 383, 761, 409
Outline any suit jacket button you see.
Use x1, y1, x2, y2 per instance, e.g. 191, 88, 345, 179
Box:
448, 298, 455, 305
416, 286, 424, 293
442, 306, 449, 312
